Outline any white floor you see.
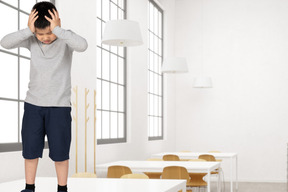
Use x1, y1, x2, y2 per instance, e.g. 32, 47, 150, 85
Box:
209, 182, 286, 192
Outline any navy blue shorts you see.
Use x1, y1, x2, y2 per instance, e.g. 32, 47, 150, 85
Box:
21, 102, 72, 161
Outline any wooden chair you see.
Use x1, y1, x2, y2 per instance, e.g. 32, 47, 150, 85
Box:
163, 154, 180, 161
198, 154, 222, 190
107, 165, 132, 178
188, 159, 207, 191
162, 166, 192, 192
198, 154, 217, 161
208, 151, 222, 162
120, 173, 149, 179
71, 172, 97, 178
144, 158, 162, 179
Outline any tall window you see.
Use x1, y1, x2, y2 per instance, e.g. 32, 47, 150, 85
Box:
0, 0, 54, 152
96, 0, 127, 144
148, 0, 163, 140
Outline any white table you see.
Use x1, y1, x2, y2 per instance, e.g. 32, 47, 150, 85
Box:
97, 160, 220, 192
0, 177, 186, 192
152, 152, 238, 192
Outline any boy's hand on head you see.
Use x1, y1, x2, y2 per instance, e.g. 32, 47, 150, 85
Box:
45, 9, 61, 31
28, 9, 38, 33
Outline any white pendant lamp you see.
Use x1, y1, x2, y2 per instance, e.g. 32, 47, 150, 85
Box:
102, 20, 143, 47
161, 57, 188, 73
194, 0, 213, 88
194, 76, 213, 88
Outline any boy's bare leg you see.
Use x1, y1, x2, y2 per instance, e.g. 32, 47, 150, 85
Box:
25, 158, 39, 184
55, 160, 69, 186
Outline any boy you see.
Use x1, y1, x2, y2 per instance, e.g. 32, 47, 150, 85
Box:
0, 2, 87, 192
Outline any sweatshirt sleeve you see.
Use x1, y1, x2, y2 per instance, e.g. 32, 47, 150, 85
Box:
0, 28, 33, 50
52, 26, 88, 52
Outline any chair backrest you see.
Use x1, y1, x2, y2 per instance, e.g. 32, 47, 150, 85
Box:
163, 154, 180, 161
107, 165, 132, 178
162, 166, 190, 182
71, 172, 97, 178
120, 173, 149, 179
198, 154, 216, 162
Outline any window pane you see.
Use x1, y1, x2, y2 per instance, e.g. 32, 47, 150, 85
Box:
149, 3, 154, 31
0, 100, 18, 143
111, 83, 117, 111
102, 81, 110, 110
159, 118, 162, 135
0, 4, 18, 54
111, 3, 118, 20
0, 52, 18, 99
154, 9, 158, 35
20, 58, 30, 100
149, 116, 154, 136
102, 111, 110, 139
102, 50, 110, 80
20, 12, 29, 30
118, 0, 124, 9
118, 10, 123, 20
111, 0, 117, 4
20, 0, 34, 13
97, 47, 102, 78
110, 112, 117, 138
149, 72, 154, 94
118, 113, 124, 138
111, 54, 118, 82
102, 0, 110, 22
148, 1, 163, 139
118, 47, 124, 57
118, 58, 124, 85
1, 0, 18, 8
118, 85, 124, 112
96, 19, 102, 46
159, 12, 163, 38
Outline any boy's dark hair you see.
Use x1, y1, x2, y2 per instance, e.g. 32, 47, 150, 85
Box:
32, 1, 57, 29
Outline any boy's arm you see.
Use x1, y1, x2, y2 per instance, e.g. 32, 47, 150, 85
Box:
0, 9, 37, 50
46, 9, 88, 52
52, 26, 88, 52
0, 28, 33, 49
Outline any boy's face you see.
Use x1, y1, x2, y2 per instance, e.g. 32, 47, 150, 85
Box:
35, 27, 57, 44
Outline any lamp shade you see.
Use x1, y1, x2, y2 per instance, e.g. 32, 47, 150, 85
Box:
102, 20, 143, 47
161, 57, 188, 73
193, 77, 213, 88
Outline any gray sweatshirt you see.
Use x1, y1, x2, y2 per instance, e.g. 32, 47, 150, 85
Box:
0, 26, 88, 107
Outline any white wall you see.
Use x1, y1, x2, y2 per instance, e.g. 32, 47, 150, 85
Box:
174, 0, 288, 182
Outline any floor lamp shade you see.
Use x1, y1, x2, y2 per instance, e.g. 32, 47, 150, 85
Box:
161, 57, 188, 73
194, 77, 213, 88
102, 20, 143, 47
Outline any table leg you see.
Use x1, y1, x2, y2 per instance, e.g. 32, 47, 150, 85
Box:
181, 182, 186, 192
236, 155, 238, 191
231, 157, 234, 192
207, 171, 211, 192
